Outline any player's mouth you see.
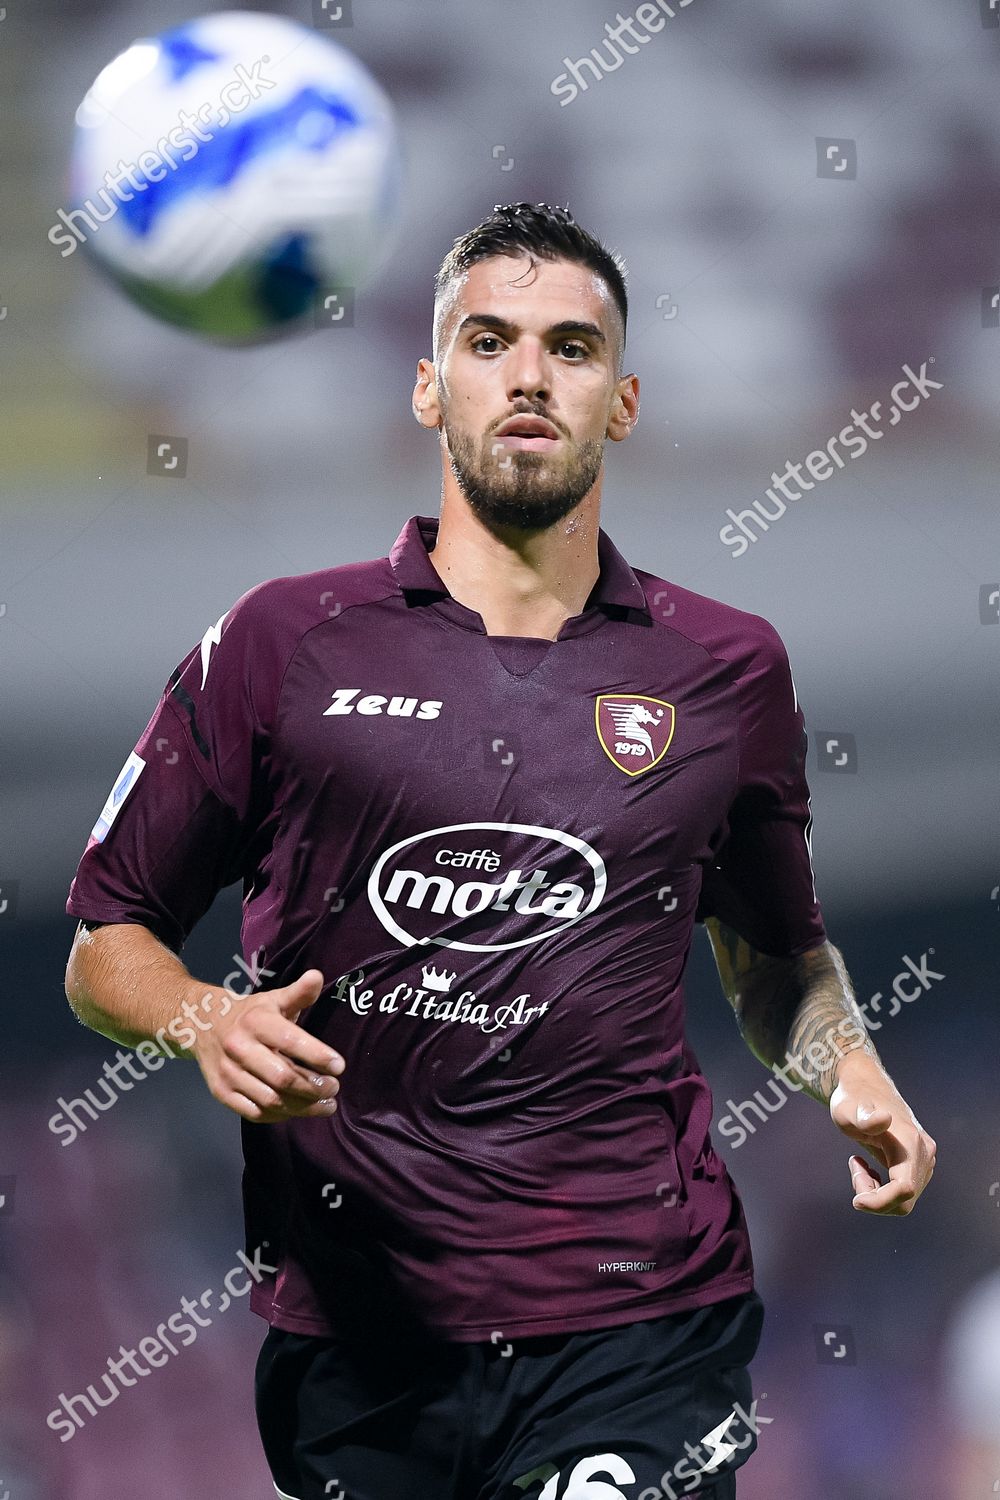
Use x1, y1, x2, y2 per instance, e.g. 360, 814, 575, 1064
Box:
493, 415, 563, 451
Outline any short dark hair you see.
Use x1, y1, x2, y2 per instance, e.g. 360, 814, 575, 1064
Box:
433, 202, 628, 373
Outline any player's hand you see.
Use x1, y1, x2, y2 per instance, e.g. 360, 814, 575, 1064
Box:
191, 968, 345, 1123
829, 1055, 936, 1215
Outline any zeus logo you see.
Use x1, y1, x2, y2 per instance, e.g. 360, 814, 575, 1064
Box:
323, 688, 442, 719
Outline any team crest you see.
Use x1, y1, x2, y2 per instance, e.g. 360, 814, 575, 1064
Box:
595, 694, 675, 777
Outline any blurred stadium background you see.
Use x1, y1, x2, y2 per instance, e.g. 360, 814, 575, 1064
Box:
1, 1, 998, 1496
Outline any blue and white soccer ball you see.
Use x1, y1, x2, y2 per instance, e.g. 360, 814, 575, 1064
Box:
64, 10, 403, 341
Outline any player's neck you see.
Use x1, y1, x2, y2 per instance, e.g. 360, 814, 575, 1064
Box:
427, 493, 602, 640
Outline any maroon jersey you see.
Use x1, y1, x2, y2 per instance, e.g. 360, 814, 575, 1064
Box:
66, 513, 825, 1342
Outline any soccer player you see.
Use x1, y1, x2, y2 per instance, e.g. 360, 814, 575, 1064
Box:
64, 203, 936, 1500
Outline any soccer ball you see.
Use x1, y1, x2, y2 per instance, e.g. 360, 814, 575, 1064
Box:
62, 10, 403, 341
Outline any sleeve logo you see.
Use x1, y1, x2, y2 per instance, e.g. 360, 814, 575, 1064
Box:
88, 751, 146, 846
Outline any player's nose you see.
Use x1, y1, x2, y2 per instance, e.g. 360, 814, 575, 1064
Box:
505, 338, 551, 404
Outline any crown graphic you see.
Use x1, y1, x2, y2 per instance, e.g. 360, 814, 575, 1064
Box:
421, 963, 457, 993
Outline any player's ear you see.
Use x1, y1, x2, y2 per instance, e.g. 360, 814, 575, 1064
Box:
606, 373, 639, 442
412, 358, 442, 429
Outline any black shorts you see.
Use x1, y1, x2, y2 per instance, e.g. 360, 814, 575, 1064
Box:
256, 1289, 765, 1500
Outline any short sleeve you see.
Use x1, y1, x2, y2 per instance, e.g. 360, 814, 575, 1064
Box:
66, 585, 271, 953
695, 621, 826, 957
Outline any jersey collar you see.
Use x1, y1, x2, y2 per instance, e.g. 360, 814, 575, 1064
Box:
389, 514, 650, 638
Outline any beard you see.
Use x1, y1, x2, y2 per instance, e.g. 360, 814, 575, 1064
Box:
442, 417, 604, 534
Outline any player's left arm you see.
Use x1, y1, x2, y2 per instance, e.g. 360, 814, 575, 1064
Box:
705, 918, 937, 1216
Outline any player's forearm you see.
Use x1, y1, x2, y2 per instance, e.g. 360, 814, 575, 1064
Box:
736, 939, 886, 1105
65, 921, 224, 1057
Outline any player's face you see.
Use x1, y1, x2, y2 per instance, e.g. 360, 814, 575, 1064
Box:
428, 255, 633, 533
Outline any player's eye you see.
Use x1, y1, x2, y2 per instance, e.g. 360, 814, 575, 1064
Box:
469, 334, 590, 359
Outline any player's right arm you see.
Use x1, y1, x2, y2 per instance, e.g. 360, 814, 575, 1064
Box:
64, 586, 345, 1124
65, 919, 343, 1123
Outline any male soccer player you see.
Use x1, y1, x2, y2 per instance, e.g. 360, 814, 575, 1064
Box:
65, 203, 936, 1500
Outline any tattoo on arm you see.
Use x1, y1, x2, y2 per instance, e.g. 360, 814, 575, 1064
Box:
705, 919, 882, 1104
